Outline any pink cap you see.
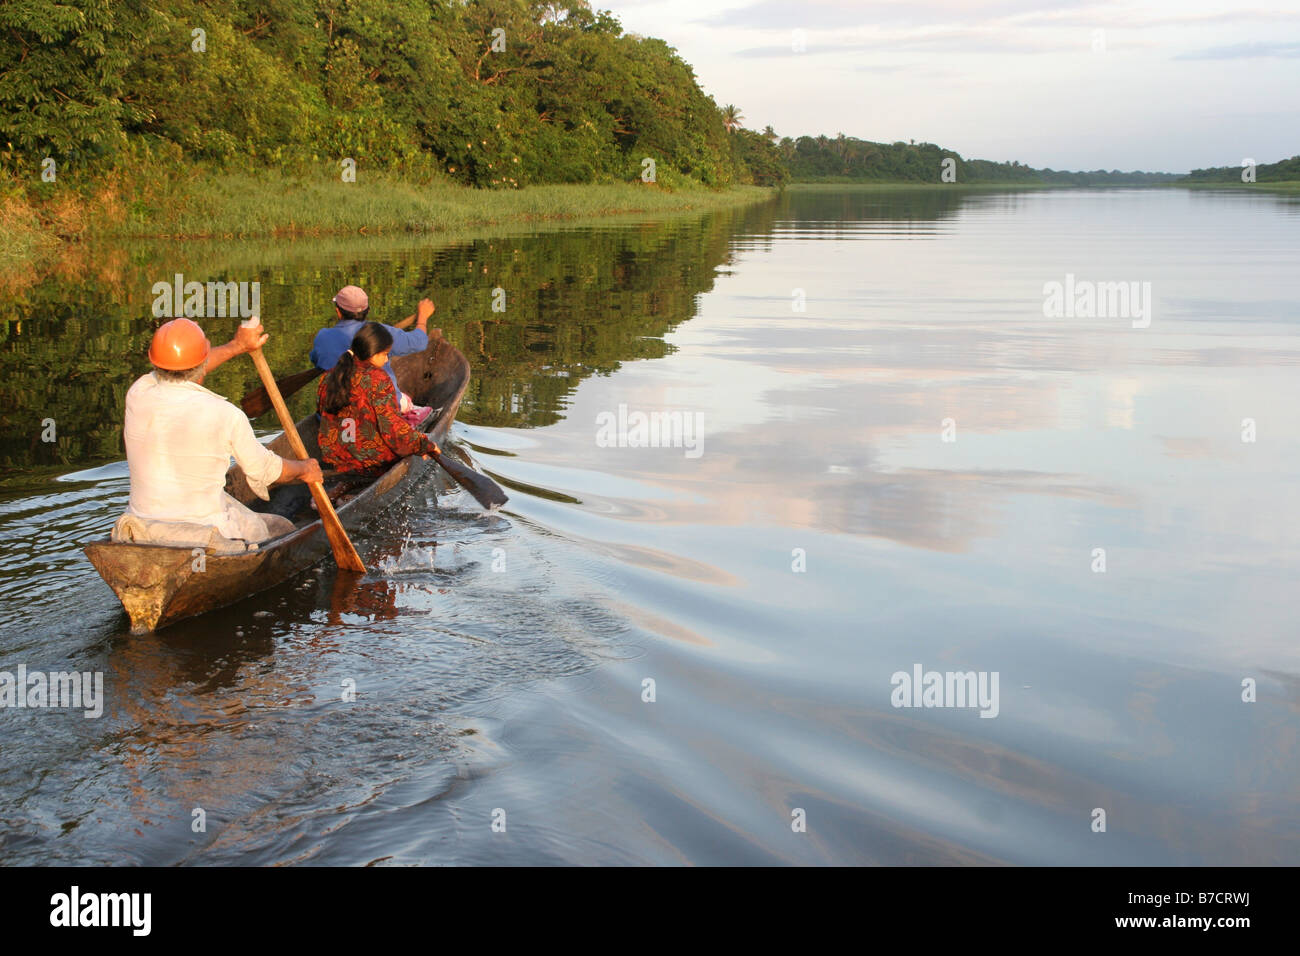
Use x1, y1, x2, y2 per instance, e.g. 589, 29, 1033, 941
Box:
333, 285, 368, 312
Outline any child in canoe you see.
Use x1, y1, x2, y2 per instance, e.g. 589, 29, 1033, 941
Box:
311, 285, 436, 428
317, 322, 440, 474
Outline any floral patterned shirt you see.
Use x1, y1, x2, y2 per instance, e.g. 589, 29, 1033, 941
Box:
317, 364, 436, 473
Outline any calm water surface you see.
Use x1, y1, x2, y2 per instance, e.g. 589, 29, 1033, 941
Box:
1, 186, 1298, 864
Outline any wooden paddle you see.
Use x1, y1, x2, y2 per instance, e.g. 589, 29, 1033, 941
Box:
247, 344, 366, 573
240, 310, 422, 417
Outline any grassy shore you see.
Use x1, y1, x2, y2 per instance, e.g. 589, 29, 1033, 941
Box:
137, 171, 775, 239
0, 162, 776, 283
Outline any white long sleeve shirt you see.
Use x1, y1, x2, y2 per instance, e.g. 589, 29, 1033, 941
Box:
122, 373, 284, 538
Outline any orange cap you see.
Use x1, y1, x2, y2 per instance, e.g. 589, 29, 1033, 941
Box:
149, 318, 211, 370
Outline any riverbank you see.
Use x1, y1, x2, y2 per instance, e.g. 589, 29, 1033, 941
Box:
0, 163, 776, 284
785, 181, 1056, 189
787, 179, 1300, 195
1178, 180, 1300, 193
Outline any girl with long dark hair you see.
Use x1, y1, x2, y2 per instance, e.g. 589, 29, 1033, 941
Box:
316, 322, 439, 473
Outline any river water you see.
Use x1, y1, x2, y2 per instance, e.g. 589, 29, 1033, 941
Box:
1, 186, 1297, 865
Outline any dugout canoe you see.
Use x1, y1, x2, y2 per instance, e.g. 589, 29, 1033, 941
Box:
84, 334, 471, 634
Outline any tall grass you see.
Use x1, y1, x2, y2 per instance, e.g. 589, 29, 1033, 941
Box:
147, 168, 774, 238
0, 160, 775, 289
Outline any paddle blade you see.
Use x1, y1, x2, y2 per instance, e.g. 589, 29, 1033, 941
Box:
311, 483, 367, 572
430, 450, 509, 509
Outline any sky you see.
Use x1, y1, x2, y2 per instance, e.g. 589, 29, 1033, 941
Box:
605, 0, 1300, 173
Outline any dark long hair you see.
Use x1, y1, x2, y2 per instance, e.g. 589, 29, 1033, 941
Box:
320, 321, 394, 415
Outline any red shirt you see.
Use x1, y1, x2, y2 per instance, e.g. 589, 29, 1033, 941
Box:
317, 364, 436, 473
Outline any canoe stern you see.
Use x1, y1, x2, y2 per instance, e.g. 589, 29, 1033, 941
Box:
84, 541, 197, 635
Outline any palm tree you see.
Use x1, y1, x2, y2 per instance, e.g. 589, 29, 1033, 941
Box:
721, 104, 745, 133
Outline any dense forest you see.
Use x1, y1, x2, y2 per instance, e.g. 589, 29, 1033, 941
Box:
0, 0, 783, 188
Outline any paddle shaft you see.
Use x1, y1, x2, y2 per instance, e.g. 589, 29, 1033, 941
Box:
241, 365, 323, 418
248, 348, 366, 573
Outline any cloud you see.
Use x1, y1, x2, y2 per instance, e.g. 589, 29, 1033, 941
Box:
696, 0, 1099, 30
736, 28, 1088, 57
1009, 7, 1300, 28
1174, 40, 1300, 59
702, 2, 1300, 59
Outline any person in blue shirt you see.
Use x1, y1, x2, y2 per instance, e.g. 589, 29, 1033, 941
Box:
311, 285, 438, 426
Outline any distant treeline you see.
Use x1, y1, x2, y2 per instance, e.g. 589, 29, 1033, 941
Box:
1183, 155, 1300, 183
777, 134, 1183, 186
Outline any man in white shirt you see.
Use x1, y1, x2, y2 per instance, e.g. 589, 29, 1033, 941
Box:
112, 317, 323, 550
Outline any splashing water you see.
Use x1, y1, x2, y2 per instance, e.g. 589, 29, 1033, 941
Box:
377, 535, 437, 575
